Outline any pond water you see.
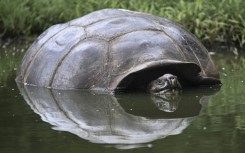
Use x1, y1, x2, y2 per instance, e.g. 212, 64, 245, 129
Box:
0, 42, 245, 153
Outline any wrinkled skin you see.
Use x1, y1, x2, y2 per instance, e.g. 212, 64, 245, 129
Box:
149, 74, 182, 96
149, 74, 182, 112
151, 91, 181, 112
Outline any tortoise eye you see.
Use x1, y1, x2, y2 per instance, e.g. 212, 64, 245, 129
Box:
157, 80, 164, 85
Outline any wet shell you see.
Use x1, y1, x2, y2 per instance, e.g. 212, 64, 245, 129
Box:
16, 9, 220, 91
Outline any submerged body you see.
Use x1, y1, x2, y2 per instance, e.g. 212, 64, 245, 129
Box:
16, 9, 221, 94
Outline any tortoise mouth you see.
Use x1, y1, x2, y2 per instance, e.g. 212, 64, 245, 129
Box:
111, 60, 202, 92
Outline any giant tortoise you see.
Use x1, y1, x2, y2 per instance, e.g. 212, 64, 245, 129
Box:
16, 9, 221, 94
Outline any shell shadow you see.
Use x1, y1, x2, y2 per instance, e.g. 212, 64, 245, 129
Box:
17, 83, 219, 149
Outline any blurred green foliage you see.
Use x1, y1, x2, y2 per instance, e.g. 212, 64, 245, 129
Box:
0, 41, 29, 86
0, 0, 245, 47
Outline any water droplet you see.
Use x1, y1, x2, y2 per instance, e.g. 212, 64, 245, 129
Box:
147, 144, 153, 148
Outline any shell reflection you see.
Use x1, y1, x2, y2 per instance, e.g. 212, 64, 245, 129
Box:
17, 83, 218, 149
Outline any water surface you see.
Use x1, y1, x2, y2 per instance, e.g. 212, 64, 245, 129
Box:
0, 42, 245, 153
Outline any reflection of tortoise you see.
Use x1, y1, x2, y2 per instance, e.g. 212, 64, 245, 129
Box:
18, 83, 204, 146
16, 9, 221, 94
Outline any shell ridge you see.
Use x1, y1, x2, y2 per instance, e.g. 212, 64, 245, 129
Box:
49, 89, 87, 129
83, 15, 133, 28
107, 40, 113, 90
20, 84, 39, 113
84, 14, 160, 29
23, 25, 70, 83
85, 15, 161, 40
185, 41, 206, 76
49, 36, 87, 87
109, 29, 164, 42
68, 23, 85, 29
88, 39, 110, 91
160, 27, 187, 61
162, 26, 205, 76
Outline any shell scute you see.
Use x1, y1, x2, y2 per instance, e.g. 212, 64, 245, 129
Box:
86, 16, 158, 39
24, 26, 86, 87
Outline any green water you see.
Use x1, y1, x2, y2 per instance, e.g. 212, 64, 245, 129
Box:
0, 42, 245, 153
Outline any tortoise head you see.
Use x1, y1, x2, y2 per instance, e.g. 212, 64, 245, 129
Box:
148, 74, 182, 95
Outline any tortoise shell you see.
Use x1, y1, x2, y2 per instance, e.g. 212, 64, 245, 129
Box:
16, 9, 220, 92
